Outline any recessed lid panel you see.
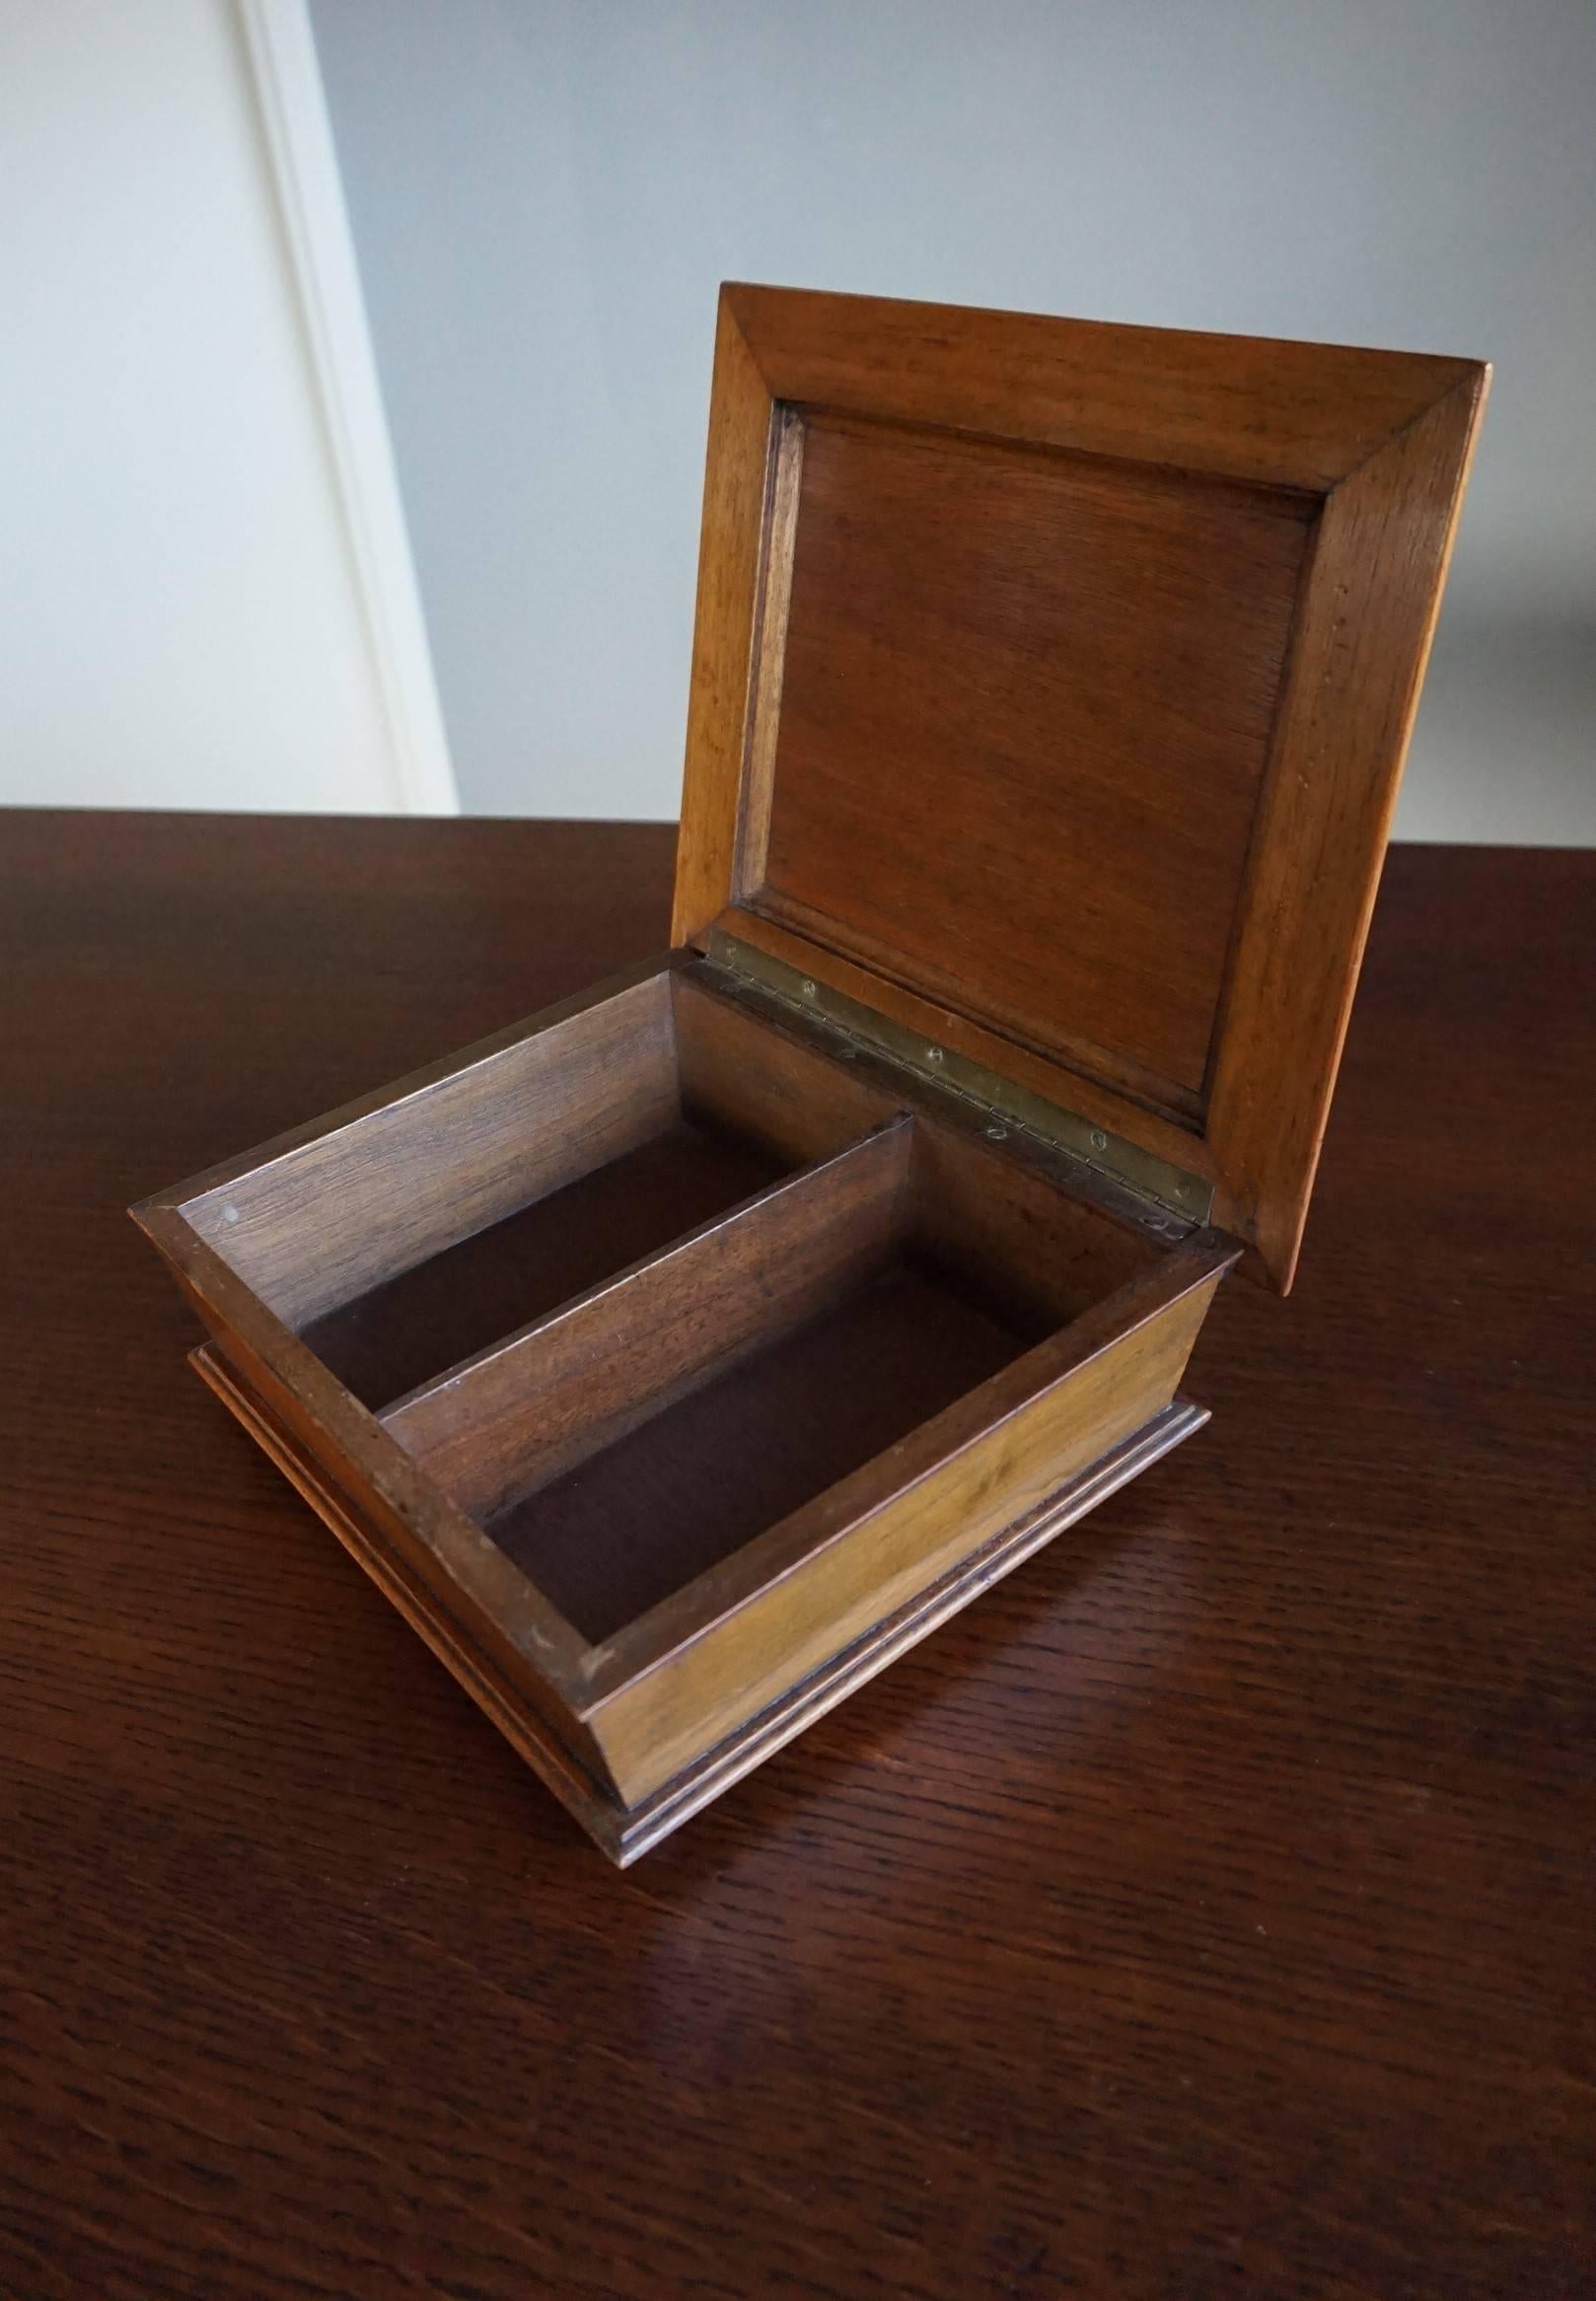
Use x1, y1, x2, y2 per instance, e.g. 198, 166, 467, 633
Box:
763, 413, 1314, 1118
674, 285, 1487, 1286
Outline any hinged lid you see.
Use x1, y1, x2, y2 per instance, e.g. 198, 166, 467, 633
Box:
673, 283, 1487, 1288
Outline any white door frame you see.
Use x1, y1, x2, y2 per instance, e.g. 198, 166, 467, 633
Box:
237, 0, 459, 815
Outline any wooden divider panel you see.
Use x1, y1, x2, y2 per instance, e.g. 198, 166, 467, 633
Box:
384, 1117, 915, 1521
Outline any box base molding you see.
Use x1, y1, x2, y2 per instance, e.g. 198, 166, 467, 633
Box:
192, 1344, 1207, 1864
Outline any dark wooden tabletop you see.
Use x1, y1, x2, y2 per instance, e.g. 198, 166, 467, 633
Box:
2, 812, 1592, 2301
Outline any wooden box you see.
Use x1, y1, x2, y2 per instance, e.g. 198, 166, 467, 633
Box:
133, 285, 1487, 1862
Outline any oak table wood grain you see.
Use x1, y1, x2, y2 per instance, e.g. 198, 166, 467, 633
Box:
2, 810, 1592, 2301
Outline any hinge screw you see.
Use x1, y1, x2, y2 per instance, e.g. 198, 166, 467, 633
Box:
1090, 1129, 1108, 1152
925, 1045, 944, 1065
801, 978, 816, 997
984, 1122, 1007, 1140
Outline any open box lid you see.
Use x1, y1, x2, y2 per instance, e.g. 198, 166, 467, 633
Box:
673, 284, 1487, 1289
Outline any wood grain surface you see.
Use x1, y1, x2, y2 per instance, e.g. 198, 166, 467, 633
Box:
385, 1120, 916, 1530
762, 412, 1312, 1111
3, 811, 1592, 2300
675, 285, 1487, 1288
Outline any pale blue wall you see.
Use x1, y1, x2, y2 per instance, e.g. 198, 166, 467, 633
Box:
311, 0, 1596, 839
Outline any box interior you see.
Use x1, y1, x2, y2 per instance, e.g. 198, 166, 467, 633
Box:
181, 964, 1165, 1656
299, 1118, 787, 1410
481, 1258, 1027, 1643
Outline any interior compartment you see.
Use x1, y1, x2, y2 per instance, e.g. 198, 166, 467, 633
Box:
178, 963, 879, 1411
374, 977, 1171, 1650
379, 1145, 1044, 1651
380, 1113, 1043, 1642
183, 955, 1172, 1657
298, 1119, 784, 1409
482, 1258, 1029, 1643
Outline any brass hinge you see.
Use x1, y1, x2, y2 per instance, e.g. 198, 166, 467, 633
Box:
703, 930, 1213, 1240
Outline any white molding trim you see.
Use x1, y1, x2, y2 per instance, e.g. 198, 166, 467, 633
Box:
236, 0, 459, 815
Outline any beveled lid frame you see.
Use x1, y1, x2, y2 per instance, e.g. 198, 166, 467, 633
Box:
673, 283, 1487, 1289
